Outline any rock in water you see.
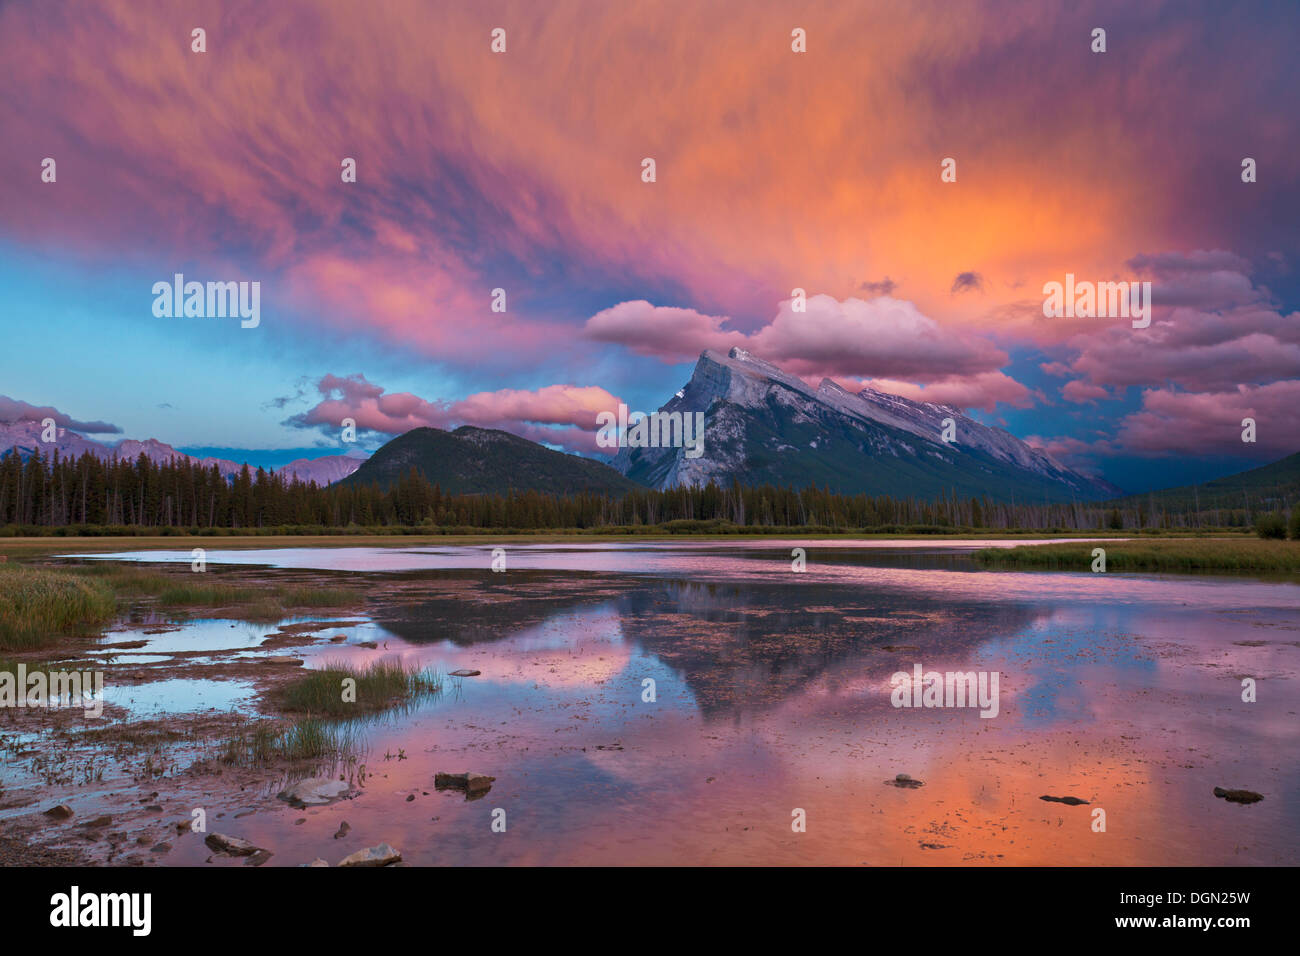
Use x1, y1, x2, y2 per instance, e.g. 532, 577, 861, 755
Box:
43, 804, 74, 820
204, 833, 264, 857
1213, 787, 1263, 804
279, 777, 351, 807
338, 843, 402, 867
449, 669, 481, 677
886, 774, 924, 789
435, 771, 495, 794
1040, 795, 1089, 806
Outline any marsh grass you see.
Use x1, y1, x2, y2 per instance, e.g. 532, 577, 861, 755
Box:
77, 563, 363, 610
274, 658, 443, 716
219, 717, 361, 766
0, 565, 117, 650
1, 561, 365, 648
974, 537, 1300, 572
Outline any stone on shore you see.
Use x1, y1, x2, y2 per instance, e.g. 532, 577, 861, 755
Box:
279, 777, 351, 807
338, 843, 401, 867
204, 832, 264, 856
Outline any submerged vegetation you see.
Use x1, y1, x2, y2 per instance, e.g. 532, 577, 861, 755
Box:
219, 718, 362, 766
974, 537, 1300, 572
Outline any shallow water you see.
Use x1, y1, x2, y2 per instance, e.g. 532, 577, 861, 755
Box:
32, 542, 1300, 864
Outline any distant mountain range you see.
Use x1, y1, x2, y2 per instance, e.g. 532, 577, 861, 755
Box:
16, 355, 1292, 506
339, 425, 641, 495
1103, 450, 1300, 513
610, 348, 1123, 501
0, 420, 365, 486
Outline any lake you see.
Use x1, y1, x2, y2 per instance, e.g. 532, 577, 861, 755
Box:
25, 540, 1300, 865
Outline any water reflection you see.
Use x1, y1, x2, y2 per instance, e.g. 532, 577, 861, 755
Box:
29, 542, 1300, 865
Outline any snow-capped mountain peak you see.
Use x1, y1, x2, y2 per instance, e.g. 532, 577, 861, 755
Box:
610, 349, 1119, 500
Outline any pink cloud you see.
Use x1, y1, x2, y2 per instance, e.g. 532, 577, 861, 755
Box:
284, 374, 623, 455
1061, 380, 1109, 404
585, 293, 1030, 412
1111, 382, 1300, 459
1053, 255, 1300, 393
0, 396, 120, 434
586, 294, 1012, 381
584, 301, 745, 362
750, 295, 1008, 380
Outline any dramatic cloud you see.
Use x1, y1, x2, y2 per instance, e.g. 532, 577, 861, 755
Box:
1, 2, 1296, 487
5, 0, 1297, 364
751, 295, 1009, 381
1053, 252, 1300, 394
282, 375, 623, 455
1033, 381, 1300, 463
586, 294, 1017, 391
0, 396, 121, 434
583, 301, 746, 362
1110, 382, 1300, 459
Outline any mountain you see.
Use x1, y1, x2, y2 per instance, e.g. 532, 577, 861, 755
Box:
0, 420, 119, 463
1103, 450, 1300, 513
340, 425, 643, 495
277, 454, 367, 486
610, 348, 1122, 502
0, 420, 365, 485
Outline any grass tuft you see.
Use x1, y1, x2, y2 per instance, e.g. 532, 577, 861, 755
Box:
275, 658, 443, 716
219, 718, 360, 765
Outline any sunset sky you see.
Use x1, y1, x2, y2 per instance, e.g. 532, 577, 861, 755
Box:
2, 0, 1297, 492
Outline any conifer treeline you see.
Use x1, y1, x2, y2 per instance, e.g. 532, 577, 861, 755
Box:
0, 449, 1261, 532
